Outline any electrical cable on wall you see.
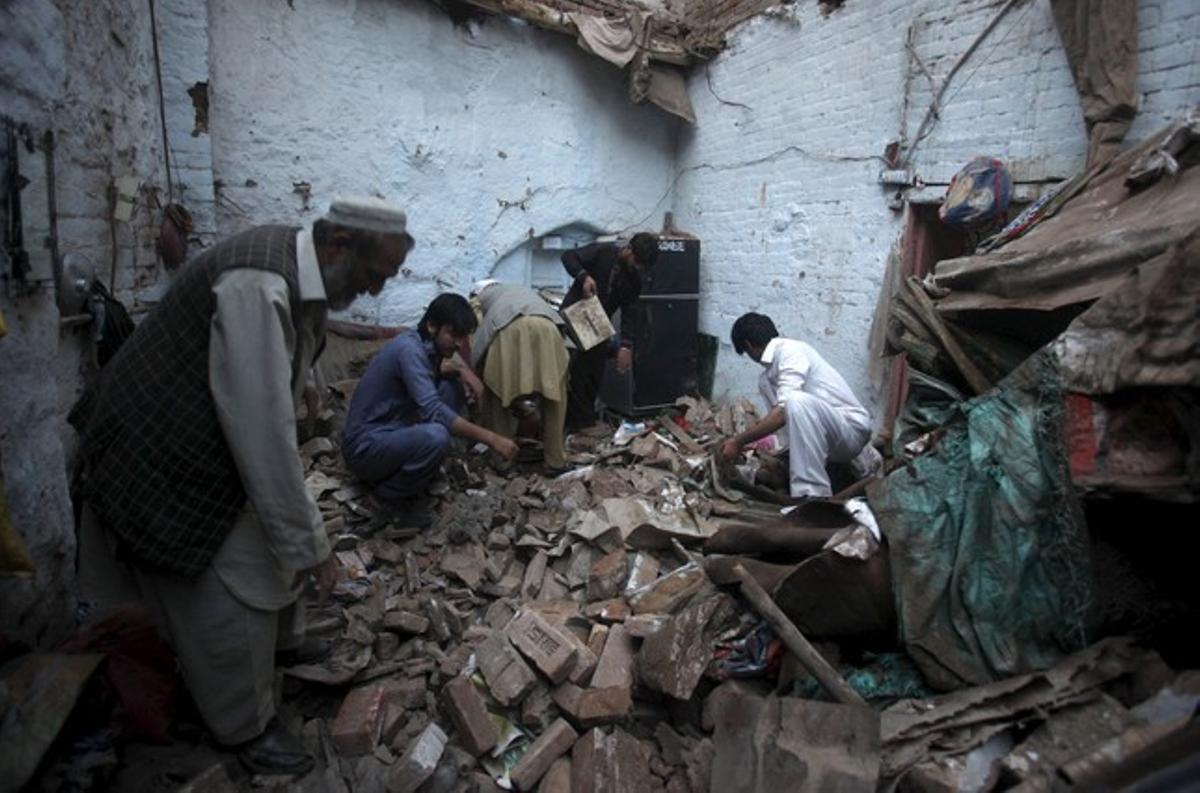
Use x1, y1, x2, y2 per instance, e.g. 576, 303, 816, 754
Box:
148, 0, 174, 203
620, 143, 887, 234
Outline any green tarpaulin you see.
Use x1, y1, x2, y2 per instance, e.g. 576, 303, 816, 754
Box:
869, 350, 1094, 691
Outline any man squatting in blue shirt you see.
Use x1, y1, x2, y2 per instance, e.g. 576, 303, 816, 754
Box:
341, 293, 518, 525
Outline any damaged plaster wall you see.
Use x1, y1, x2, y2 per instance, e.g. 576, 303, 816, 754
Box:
676, 0, 1200, 407
159, 0, 218, 249
1, 0, 168, 647
202, 0, 679, 326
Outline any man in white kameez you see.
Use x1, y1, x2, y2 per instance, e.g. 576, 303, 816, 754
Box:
717, 312, 876, 499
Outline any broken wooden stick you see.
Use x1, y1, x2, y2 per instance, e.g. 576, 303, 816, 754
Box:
730, 563, 868, 707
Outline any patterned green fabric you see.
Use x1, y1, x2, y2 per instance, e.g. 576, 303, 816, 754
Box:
869, 350, 1093, 691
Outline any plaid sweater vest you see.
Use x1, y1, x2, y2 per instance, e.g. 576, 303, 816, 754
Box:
80, 225, 303, 576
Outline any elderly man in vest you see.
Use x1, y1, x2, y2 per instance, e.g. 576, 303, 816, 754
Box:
75, 198, 413, 775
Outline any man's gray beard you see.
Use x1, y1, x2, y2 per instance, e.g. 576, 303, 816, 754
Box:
323, 261, 357, 310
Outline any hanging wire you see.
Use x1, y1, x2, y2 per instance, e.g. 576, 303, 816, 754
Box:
148, 0, 173, 202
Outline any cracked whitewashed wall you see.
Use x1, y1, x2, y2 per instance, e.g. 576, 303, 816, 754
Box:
204, 0, 679, 326
1, 0, 168, 646
674, 0, 1200, 408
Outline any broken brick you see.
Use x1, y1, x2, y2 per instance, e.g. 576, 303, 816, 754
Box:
443, 675, 499, 756
587, 547, 628, 601
476, 630, 537, 706
553, 681, 632, 727
506, 610, 579, 684
384, 610, 430, 635
481, 560, 523, 598
625, 613, 669, 638
587, 624, 610, 659
440, 547, 484, 589
571, 728, 606, 793
522, 550, 549, 599
592, 526, 624, 554
331, 683, 389, 756
519, 683, 558, 732
388, 722, 447, 793
539, 567, 570, 600
584, 598, 631, 623
571, 727, 651, 793
591, 624, 635, 690
510, 718, 579, 791
389, 676, 428, 710
627, 562, 707, 615
424, 597, 453, 642
638, 592, 735, 700
624, 552, 660, 594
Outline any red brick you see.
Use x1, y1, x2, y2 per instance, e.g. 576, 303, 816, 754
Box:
443, 675, 499, 756
506, 610, 578, 685
510, 718, 578, 791
331, 683, 388, 756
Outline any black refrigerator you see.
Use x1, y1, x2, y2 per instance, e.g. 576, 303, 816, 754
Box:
600, 236, 700, 416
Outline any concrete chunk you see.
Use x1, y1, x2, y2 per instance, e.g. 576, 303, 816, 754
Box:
506, 610, 579, 685
443, 675, 499, 756
510, 718, 579, 791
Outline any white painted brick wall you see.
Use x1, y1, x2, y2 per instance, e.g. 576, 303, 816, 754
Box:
204, 0, 680, 327
675, 0, 1200, 412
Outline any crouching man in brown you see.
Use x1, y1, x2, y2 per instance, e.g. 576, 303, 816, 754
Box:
75, 198, 414, 776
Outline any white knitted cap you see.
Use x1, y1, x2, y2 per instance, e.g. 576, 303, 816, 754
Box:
324, 196, 409, 237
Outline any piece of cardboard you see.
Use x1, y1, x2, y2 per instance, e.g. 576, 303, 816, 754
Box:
561, 296, 614, 352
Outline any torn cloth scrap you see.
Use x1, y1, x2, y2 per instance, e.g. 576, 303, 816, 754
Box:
567, 10, 649, 68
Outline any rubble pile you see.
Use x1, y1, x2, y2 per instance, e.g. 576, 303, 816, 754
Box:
267, 392, 779, 792
10, 361, 1197, 791
256, 378, 1199, 793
